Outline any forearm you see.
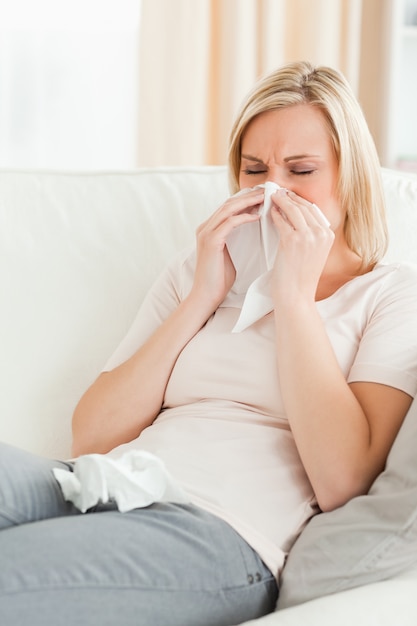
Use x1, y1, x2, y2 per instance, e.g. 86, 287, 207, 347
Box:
275, 299, 372, 511
72, 189, 266, 457
72, 293, 212, 457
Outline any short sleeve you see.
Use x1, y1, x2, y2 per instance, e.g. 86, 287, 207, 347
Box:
102, 247, 195, 371
347, 263, 417, 396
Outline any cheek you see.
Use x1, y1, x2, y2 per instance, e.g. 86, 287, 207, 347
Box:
306, 178, 338, 210
300, 185, 342, 228
238, 174, 263, 190
238, 174, 247, 189
322, 197, 345, 230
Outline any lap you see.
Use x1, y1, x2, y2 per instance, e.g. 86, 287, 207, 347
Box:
0, 442, 278, 625
0, 441, 77, 527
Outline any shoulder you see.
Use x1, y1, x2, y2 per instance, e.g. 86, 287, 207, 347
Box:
374, 261, 417, 297
333, 262, 417, 311
365, 262, 417, 331
382, 260, 417, 279
372, 260, 417, 277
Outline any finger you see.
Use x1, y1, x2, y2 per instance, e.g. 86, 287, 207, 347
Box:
270, 204, 297, 234
271, 192, 308, 230
209, 188, 265, 226
206, 211, 261, 242
309, 202, 331, 227
293, 200, 331, 230
272, 191, 331, 231
200, 190, 264, 228
284, 191, 331, 227
197, 206, 261, 244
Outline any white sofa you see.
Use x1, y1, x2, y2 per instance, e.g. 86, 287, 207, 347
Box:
1, 165, 417, 625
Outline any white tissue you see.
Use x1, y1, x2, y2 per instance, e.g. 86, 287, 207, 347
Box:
224, 182, 330, 332
53, 450, 190, 513
226, 182, 280, 297
223, 182, 279, 332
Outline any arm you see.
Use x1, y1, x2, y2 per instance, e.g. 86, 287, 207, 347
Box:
274, 297, 412, 511
71, 188, 264, 457
72, 293, 214, 456
270, 191, 414, 512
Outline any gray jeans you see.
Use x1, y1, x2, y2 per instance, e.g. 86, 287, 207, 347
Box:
0, 442, 278, 625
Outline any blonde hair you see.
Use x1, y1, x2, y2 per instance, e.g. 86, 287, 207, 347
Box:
228, 61, 388, 267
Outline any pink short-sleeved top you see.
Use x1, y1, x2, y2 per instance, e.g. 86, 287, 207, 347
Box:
104, 248, 417, 579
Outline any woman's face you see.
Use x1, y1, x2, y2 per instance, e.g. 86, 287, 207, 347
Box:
239, 104, 342, 229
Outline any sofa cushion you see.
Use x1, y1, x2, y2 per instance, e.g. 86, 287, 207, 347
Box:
0, 167, 229, 459
277, 395, 417, 608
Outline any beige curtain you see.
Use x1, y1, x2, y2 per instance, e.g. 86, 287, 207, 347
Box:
137, 0, 385, 167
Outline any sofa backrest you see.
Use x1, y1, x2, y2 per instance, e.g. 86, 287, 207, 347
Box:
1, 166, 416, 459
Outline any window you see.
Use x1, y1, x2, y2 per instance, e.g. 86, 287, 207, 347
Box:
0, 0, 141, 169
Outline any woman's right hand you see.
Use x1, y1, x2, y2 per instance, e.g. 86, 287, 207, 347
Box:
72, 187, 264, 456
190, 188, 264, 312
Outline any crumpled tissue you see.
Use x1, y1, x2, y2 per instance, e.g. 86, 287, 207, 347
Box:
53, 450, 190, 513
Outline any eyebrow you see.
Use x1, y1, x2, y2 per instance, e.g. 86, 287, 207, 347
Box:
241, 153, 320, 163
241, 154, 265, 164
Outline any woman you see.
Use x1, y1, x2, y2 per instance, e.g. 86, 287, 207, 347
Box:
1, 61, 417, 626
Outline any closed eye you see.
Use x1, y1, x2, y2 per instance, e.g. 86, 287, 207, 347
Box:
291, 169, 315, 175
242, 168, 267, 175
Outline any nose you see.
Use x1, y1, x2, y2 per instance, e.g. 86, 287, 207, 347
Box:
262, 168, 287, 190
267, 178, 288, 194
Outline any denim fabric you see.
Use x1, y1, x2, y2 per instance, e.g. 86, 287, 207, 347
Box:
0, 443, 278, 625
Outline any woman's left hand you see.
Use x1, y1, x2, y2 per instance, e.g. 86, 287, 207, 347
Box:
269, 190, 335, 303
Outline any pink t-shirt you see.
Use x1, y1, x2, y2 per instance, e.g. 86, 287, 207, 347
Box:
104, 248, 417, 579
